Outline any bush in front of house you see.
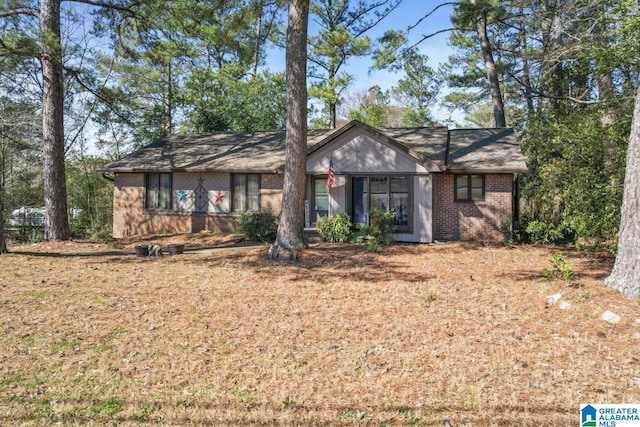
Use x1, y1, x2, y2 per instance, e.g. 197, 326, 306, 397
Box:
238, 210, 278, 243
317, 212, 353, 243
524, 220, 570, 245
361, 208, 396, 246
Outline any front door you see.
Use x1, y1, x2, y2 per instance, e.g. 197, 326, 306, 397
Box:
352, 176, 368, 224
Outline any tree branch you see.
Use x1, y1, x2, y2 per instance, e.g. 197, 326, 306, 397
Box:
407, 27, 456, 55
64, 64, 132, 123
64, 0, 144, 15
0, 8, 39, 19
351, 0, 403, 38
406, 2, 458, 33
505, 70, 603, 105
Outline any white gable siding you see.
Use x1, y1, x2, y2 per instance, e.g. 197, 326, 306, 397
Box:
328, 175, 347, 215
393, 175, 432, 243
307, 132, 431, 174
306, 127, 435, 243
417, 174, 434, 243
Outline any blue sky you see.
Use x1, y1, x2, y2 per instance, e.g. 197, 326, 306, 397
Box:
336, 0, 455, 92
343, 0, 457, 123
267, 0, 457, 123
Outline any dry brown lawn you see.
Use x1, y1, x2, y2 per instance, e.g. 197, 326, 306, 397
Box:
1, 234, 639, 426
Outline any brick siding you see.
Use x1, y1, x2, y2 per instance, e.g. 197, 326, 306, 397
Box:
433, 174, 513, 241
112, 172, 284, 238
113, 171, 515, 241
260, 174, 284, 213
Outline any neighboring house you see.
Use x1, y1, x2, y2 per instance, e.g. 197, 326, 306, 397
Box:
100, 120, 528, 243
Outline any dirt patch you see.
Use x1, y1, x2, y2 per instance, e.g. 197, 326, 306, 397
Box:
1, 237, 638, 425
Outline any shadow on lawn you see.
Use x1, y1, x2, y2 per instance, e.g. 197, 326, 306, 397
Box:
7, 241, 614, 287
48, 244, 442, 285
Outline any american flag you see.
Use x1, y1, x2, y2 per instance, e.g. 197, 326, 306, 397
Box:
326, 154, 334, 193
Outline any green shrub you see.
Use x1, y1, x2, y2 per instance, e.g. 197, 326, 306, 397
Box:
89, 226, 112, 243
366, 242, 382, 253
317, 212, 353, 243
360, 208, 396, 245
26, 227, 44, 243
500, 215, 515, 247
69, 215, 89, 239
237, 210, 278, 242
543, 253, 576, 280
525, 220, 566, 244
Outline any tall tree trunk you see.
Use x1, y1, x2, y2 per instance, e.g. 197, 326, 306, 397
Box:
0, 222, 5, 254
605, 82, 640, 298
599, 70, 618, 184
518, 7, 534, 115
41, 0, 69, 241
471, 1, 506, 128
329, 100, 337, 129
252, 0, 264, 77
0, 136, 6, 254
275, 0, 309, 250
166, 61, 173, 134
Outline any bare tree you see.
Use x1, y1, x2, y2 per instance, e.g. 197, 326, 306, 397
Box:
274, 0, 309, 253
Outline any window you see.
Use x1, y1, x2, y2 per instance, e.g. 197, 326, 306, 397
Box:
233, 174, 260, 212
390, 176, 409, 227
313, 177, 329, 223
352, 175, 410, 232
146, 173, 172, 210
455, 174, 484, 202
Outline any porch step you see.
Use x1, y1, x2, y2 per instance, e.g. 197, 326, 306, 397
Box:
304, 228, 324, 244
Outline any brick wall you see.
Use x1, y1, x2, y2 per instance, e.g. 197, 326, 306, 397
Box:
112, 172, 284, 238
433, 173, 513, 241
112, 173, 144, 238
112, 173, 193, 237
260, 173, 284, 212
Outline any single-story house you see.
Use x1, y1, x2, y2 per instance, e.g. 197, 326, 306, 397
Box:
100, 120, 528, 243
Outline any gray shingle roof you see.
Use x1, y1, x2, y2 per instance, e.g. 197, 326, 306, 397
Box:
100, 121, 527, 174
448, 128, 528, 173
378, 126, 450, 165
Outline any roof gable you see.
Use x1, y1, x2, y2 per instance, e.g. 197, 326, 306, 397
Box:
306, 121, 445, 174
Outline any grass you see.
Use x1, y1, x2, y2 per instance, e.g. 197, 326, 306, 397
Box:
91, 397, 124, 416
0, 240, 638, 425
0, 372, 25, 386
423, 290, 437, 303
